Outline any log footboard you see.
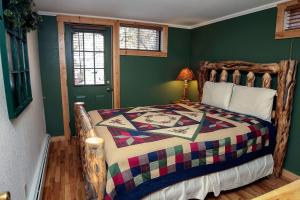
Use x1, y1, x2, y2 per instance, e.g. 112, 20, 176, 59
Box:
74, 102, 107, 200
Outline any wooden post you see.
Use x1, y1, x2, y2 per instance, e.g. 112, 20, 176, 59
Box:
247, 72, 255, 87
210, 70, 217, 82
85, 137, 106, 200
233, 70, 241, 85
220, 70, 228, 82
198, 61, 209, 102
273, 60, 297, 177
262, 73, 272, 88
57, 20, 71, 141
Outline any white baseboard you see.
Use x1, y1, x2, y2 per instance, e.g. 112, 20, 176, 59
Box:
28, 134, 51, 200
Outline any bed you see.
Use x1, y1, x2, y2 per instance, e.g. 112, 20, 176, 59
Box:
74, 60, 297, 200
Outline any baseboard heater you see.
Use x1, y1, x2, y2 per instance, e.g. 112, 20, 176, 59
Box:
28, 135, 50, 200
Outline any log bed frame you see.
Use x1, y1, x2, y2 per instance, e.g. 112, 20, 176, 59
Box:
74, 60, 297, 199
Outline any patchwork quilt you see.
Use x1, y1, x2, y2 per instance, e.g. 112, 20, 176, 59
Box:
88, 102, 275, 200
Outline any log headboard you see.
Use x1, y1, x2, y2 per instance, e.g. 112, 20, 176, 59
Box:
197, 60, 297, 176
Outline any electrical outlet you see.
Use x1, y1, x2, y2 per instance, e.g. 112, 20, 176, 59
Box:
24, 183, 28, 198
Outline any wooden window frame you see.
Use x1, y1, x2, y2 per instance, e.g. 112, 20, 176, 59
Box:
275, 0, 300, 39
119, 21, 168, 57
0, 1, 33, 119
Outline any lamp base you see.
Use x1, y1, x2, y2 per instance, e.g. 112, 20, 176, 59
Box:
180, 80, 191, 103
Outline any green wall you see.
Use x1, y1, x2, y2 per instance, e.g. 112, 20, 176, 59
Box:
38, 16, 193, 135
121, 27, 193, 107
190, 8, 300, 175
38, 16, 64, 136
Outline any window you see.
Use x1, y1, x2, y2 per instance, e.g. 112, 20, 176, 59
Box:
285, 6, 300, 30
0, 16, 32, 118
72, 31, 105, 85
276, 0, 300, 39
119, 22, 168, 57
120, 26, 161, 51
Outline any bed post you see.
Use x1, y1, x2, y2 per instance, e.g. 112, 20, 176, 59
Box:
74, 102, 87, 161
74, 102, 107, 200
85, 137, 106, 200
273, 60, 297, 177
74, 102, 85, 137
198, 61, 209, 102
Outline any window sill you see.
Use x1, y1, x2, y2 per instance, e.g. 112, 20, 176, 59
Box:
120, 49, 167, 57
275, 29, 300, 39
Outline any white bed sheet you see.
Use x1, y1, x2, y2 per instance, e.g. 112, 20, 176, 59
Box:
144, 154, 273, 200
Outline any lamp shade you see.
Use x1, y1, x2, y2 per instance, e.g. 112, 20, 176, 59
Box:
176, 67, 194, 81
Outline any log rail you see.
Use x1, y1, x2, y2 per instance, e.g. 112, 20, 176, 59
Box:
74, 102, 106, 200
198, 60, 297, 177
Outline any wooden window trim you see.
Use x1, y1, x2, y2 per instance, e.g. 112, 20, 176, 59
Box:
119, 21, 168, 57
275, 0, 300, 39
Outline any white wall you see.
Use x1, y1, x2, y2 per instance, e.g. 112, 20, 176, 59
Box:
0, 31, 47, 200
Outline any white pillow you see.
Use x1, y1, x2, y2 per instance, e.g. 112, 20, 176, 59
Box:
228, 85, 276, 122
201, 81, 234, 109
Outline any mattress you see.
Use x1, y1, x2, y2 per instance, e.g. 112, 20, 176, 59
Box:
88, 102, 276, 200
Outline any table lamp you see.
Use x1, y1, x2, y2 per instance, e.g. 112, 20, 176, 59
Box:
176, 67, 195, 102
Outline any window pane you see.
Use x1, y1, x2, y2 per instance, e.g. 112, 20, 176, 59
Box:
11, 73, 18, 107
74, 69, 84, 85
125, 27, 138, 49
17, 40, 25, 70
95, 68, 105, 84
20, 72, 27, 98
18, 41, 26, 70
11, 37, 20, 70
139, 29, 160, 50
84, 33, 94, 51
73, 51, 84, 68
95, 33, 104, 51
120, 27, 126, 49
14, 74, 21, 105
285, 8, 300, 30
73, 32, 84, 51
95, 52, 104, 68
5, 32, 14, 72
23, 43, 29, 70
84, 52, 94, 68
85, 68, 95, 84
120, 26, 160, 51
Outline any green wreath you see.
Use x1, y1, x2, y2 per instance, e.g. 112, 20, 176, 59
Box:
2, 0, 42, 31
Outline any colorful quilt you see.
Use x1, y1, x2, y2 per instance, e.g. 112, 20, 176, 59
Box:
88, 103, 275, 200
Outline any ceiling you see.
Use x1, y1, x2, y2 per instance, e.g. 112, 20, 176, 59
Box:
35, 0, 287, 28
